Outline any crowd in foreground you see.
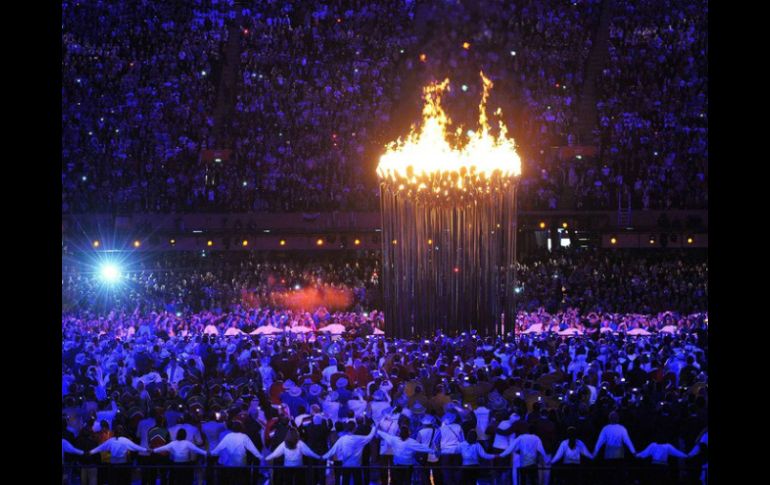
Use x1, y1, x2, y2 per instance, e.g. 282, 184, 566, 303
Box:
62, 320, 707, 485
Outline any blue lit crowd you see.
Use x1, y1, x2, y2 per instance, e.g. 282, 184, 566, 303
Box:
62, 249, 708, 484
62, 0, 707, 214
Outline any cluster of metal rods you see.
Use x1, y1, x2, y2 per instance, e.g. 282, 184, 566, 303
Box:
380, 182, 517, 338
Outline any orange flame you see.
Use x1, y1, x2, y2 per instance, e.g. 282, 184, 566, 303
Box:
377, 72, 521, 197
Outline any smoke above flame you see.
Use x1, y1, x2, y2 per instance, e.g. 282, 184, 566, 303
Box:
377, 72, 521, 199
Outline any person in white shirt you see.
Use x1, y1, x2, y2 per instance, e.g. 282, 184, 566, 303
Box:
89, 426, 148, 485
370, 389, 391, 423
259, 357, 276, 391
322, 358, 339, 385
636, 441, 687, 465
210, 422, 262, 485
62, 438, 84, 462
491, 412, 520, 485
592, 412, 636, 484
415, 415, 441, 485
593, 412, 635, 459
551, 428, 593, 465
322, 420, 377, 485
377, 407, 400, 478
152, 428, 207, 485
635, 430, 689, 485
264, 429, 322, 485
323, 391, 341, 423
62, 437, 84, 484
474, 398, 492, 446
457, 430, 498, 485
500, 424, 547, 485
439, 412, 464, 485
377, 424, 434, 485
550, 427, 593, 485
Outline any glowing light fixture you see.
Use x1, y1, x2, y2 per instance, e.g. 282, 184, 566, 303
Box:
99, 263, 121, 283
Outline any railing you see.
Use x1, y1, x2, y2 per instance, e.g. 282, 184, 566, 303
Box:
61, 462, 706, 485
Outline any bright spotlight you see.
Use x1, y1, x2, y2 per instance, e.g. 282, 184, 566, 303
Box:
99, 263, 121, 283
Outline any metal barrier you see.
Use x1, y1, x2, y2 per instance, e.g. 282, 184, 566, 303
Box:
61, 462, 706, 485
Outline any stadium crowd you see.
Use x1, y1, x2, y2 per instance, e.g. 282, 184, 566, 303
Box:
63, 249, 706, 318
62, 321, 708, 485
594, 0, 708, 211
62, 0, 708, 214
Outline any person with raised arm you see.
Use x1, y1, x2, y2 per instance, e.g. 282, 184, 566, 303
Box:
377, 423, 434, 485
322, 417, 378, 485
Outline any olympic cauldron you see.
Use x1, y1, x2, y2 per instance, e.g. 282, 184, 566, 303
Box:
376, 73, 521, 338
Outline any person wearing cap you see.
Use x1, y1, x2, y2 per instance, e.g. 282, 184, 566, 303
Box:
305, 412, 333, 485
264, 428, 322, 485
415, 414, 442, 485
210, 421, 262, 485
282, 381, 309, 418
347, 388, 368, 418
335, 377, 353, 415
438, 411, 464, 485
409, 402, 428, 433
152, 428, 208, 485
307, 383, 324, 407
377, 406, 400, 483
370, 389, 391, 422
323, 390, 341, 422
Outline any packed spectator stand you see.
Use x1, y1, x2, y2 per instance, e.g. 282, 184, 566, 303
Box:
62, 0, 707, 214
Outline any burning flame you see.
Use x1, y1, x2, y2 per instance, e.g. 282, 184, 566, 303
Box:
377, 72, 521, 198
